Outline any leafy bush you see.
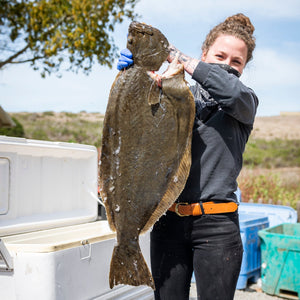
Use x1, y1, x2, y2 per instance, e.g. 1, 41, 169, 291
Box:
43, 111, 55, 117
243, 138, 300, 168
10, 112, 103, 147
238, 169, 300, 209
32, 128, 49, 140
0, 117, 25, 137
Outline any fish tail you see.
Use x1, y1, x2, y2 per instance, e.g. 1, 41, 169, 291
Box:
109, 242, 155, 290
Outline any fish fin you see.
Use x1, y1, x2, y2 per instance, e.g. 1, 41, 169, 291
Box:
150, 89, 163, 116
99, 190, 116, 231
104, 206, 116, 232
147, 79, 161, 106
142, 139, 192, 233
109, 242, 155, 290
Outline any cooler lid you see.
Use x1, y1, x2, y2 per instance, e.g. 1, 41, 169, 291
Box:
2, 220, 115, 253
239, 212, 269, 226
0, 136, 99, 236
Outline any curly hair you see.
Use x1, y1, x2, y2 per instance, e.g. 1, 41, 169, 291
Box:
202, 13, 256, 64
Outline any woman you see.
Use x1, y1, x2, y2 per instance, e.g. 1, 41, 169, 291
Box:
118, 13, 258, 300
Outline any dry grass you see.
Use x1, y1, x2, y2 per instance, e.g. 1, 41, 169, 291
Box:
10, 111, 104, 147
7, 112, 300, 209
251, 114, 300, 141
240, 114, 300, 208
238, 167, 300, 209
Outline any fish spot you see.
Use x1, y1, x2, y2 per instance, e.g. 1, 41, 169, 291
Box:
133, 260, 138, 271
108, 127, 116, 136
114, 136, 122, 155
165, 167, 173, 179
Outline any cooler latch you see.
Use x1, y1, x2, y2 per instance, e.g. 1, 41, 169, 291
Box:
0, 239, 13, 272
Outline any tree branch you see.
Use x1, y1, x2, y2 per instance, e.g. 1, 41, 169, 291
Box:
8, 56, 45, 64
0, 44, 30, 69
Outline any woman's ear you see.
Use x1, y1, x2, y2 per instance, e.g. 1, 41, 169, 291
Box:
201, 51, 206, 62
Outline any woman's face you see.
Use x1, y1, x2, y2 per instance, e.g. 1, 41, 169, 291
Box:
201, 35, 248, 75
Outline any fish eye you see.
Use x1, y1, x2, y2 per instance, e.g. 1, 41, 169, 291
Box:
127, 36, 133, 44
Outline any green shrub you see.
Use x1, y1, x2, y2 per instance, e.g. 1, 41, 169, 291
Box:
43, 111, 55, 117
238, 170, 300, 209
244, 138, 300, 168
32, 128, 49, 140
0, 117, 25, 137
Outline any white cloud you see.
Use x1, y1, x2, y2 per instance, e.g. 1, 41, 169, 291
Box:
249, 0, 300, 18
135, 0, 300, 24
1, 1, 299, 116
242, 48, 300, 88
241, 48, 300, 116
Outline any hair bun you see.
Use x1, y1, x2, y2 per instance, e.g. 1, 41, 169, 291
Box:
225, 13, 255, 35
202, 13, 256, 63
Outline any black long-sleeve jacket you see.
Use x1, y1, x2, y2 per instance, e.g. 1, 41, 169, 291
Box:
177, 61, 259, 203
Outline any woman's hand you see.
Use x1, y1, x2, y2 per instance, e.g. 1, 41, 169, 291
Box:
147, 71, 162, 87
167, 44, 200, 76
117, 49, 133, 70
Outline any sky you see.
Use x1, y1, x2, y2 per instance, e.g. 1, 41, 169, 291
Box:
1, 0, 300, 116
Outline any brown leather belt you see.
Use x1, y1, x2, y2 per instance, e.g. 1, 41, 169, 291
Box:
168, 201, 238, 217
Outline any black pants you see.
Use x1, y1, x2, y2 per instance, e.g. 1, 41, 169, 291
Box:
150, 210, 243, 300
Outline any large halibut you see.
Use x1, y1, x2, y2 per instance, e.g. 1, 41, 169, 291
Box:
99, 21, 195, 290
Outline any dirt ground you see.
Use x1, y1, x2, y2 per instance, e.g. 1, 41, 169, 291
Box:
89, 112, 300, 141
189, 282, 283, 300
251, 114, 300, 140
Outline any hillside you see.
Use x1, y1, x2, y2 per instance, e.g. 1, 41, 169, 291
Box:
3, 111, 300, 207
7, 111, 300, 143
8, 111, 104, 147
251, 114, 300, 140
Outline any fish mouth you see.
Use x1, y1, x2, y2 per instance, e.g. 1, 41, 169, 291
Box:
130, 21, 154, 36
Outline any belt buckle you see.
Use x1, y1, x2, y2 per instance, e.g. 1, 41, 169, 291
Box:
175, 202, 189, 217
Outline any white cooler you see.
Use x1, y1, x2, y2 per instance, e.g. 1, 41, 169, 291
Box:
0, 136, 153, 300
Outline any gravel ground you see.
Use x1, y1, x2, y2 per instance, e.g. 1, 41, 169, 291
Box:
233, 283, 283, 300
189, 281, 283, 300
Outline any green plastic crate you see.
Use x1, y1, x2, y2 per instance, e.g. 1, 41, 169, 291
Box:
258, 223, 300, 299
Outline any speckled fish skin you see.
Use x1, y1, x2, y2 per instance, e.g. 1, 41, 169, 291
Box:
99, 21, 195, 290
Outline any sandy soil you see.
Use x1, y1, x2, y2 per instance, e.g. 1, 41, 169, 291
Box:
251, 114, 300, 140
82, 112, 300, 141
